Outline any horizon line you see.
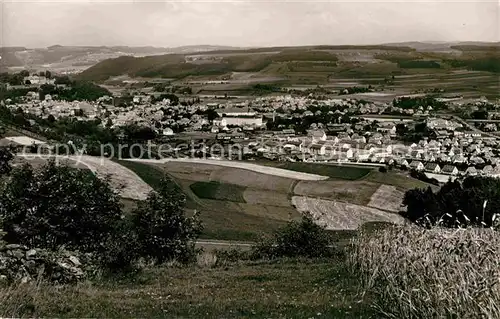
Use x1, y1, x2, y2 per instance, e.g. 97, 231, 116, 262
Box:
2, 40, 500, 50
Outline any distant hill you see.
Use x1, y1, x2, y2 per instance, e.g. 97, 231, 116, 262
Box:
0, 45, 175, 70
0, 45, 244, 71
0, 47, 30, 67
167, 45, 243, 53
3, 42, 499, 78
384, 41, 500, 52
76, 45, 422, 81
450, 44, 500, 52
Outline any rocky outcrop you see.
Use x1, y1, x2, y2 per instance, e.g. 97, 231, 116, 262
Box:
0, 243, 85, 284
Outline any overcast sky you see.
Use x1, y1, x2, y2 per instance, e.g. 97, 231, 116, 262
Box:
1, 0, 498, 48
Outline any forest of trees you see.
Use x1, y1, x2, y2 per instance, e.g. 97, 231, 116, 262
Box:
444, 57, 500, 73
39, 81, 111, 101
393, 96, 447, 110
338, 86, 372, 95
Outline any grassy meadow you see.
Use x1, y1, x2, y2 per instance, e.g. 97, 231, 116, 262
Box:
0, 257, 375, 318
117, 160, 297, 241
190, 181, 247, 202
275, 162, 372, 180
2, 224, 499, 318
116, 160, 434, 241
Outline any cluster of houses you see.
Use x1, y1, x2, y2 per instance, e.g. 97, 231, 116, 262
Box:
407, 161, 496, 178
4, 88, 463, 137
244, 114, 500, 181
5, 89, 500, 182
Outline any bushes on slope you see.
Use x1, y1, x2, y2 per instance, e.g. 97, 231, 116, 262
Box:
252, 215, 334, 259
0, 158, 202, 281
403, 176, 500, 228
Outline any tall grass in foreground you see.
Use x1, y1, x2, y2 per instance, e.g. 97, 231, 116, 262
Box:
350, 225, 500, 318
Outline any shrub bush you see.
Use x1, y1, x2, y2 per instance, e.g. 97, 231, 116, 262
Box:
100, 218, 140, 271
409, 169, 439, 186
0, 146, 13, 176
0, 161, 122, 254
251, 215, 333, 259
132, 178, 203, 264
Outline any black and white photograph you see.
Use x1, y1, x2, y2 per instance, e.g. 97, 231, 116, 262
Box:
0, 0, 499, 317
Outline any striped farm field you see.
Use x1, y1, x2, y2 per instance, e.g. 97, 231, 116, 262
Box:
291, 196, 404, 230
368, 185, 405, 213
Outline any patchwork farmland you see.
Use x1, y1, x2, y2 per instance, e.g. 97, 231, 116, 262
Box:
120, 159, 428, 240
7, 150, 430, 241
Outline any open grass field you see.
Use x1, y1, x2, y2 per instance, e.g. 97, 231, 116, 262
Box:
129, 158, 328, 181
292, 169, 432, 205
157, 161, 217, 182
0, 257, 375, 318
195, 206, 294, 241
271, 162, 372, 180
293, 180, 380, 205
209, 167, 298, 192
116, 159, 165, 191
243, 189, 291, 207
365, 171, 436, 191
190, 181, 246, 202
